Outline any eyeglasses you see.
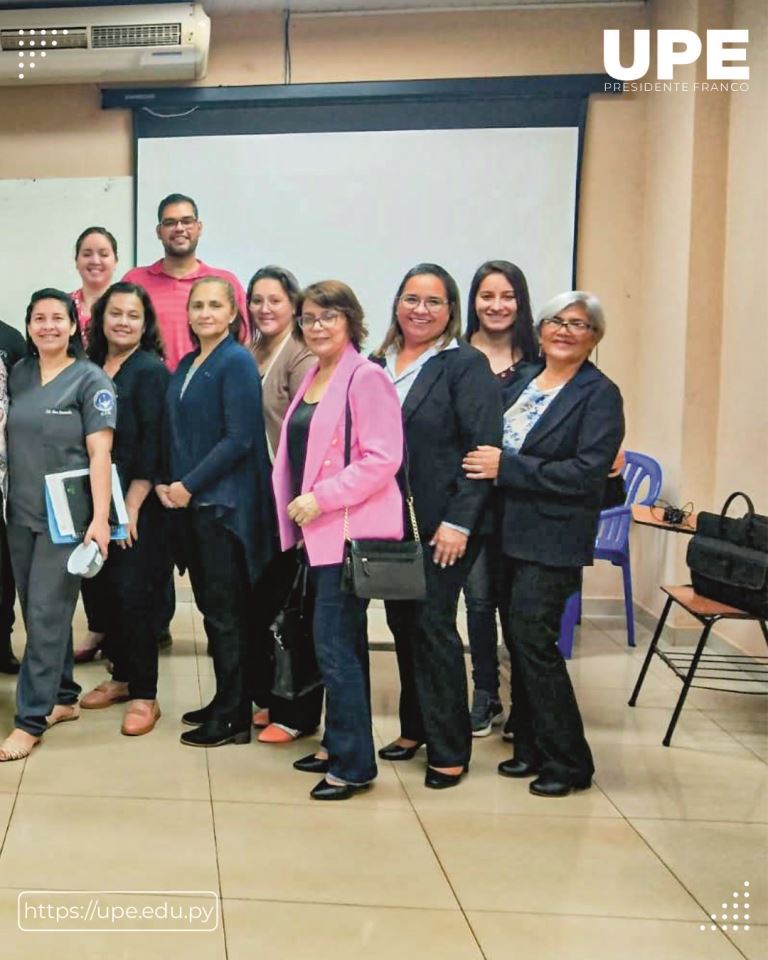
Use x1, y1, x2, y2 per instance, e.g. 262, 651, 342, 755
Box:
159, 216, 198, 229
298, 310, 342, 330
541, 316, 595, 334
399, 294, 449, 314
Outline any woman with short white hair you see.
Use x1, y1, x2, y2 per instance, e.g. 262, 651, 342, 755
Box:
463, 291, 624, 797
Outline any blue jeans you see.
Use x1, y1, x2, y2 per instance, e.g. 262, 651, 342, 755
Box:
309, 564, 375, 785
464, 536, 502, 699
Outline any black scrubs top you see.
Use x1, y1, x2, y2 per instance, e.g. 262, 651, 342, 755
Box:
7, 358, 117, 532
110, 349, 169, 492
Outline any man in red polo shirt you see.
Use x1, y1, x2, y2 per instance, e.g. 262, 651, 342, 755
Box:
123, 193, 248, 371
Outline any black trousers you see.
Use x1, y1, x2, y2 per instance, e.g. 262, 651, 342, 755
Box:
384, 537, 481, 769
106, 498, 174, 700
248, 546, 323, 732
499, 556, 594, 784
182, 508, 252, 729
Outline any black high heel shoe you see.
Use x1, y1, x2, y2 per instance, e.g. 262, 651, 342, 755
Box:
424, 765, 469, 790
378, 740, 424, 762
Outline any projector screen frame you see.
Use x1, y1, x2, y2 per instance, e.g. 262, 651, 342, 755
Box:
103, 74, 617, 285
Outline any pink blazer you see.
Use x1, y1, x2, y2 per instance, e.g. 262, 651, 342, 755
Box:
272, 343, 404, 566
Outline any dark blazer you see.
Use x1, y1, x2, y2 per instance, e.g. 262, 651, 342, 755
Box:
165, 336, 274, 582
374, 341, 502, 539
497, 359, 624, 568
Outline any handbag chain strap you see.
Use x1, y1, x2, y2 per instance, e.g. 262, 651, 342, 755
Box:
342, 367, 420, 544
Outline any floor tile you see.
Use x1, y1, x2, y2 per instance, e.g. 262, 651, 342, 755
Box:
0, 794, 218, 892
631, 819, 768, 925
0, 887, 226, 960
0, 793, 14, 839
581, 686, 749, 754
224, 899, 483, 959
214, 800, 457, 909
738, 925, 768, 960
420, 809, 703, 919
592, 744, 768, 822
18, 706, 210, 802
468, 911, 747, 960
208, 734, 410, 808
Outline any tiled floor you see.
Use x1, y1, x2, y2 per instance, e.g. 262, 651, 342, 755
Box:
0, 595, 766, 959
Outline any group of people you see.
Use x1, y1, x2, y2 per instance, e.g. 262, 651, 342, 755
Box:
0, 192, 625, 804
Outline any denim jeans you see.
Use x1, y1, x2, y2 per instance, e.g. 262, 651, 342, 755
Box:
464, 535, 502, 699
309, 563, 375, 785
499, 556, 594, 784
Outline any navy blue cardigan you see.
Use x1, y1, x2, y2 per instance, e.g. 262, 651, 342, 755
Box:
165, 336, 274, 583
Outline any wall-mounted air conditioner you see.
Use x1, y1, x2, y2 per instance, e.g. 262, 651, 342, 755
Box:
0, 3, 210, 86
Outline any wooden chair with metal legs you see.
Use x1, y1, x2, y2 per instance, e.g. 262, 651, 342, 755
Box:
629, 585, 768, 746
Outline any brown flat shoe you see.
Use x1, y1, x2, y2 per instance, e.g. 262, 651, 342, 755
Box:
121, 700, 161, 736
81, 681, 130, 710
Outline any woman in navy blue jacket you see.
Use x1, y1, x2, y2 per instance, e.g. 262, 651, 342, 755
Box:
463, 291, 624, 798
157, 276, 274, 748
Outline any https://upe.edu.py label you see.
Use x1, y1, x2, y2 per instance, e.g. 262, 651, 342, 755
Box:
18, 891, 219, 932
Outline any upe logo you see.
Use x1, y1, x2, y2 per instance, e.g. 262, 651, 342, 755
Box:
603, 30, 749, 81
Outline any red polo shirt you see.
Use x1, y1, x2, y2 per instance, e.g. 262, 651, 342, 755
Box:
122, 259, 248, 371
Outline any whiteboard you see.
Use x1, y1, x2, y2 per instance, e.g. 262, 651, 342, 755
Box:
137, 127, 578, 347
0, 176, 133, 334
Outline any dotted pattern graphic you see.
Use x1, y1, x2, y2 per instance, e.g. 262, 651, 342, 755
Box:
700, 881, 751, 933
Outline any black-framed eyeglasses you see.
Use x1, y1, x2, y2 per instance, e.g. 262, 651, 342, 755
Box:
298, 310, 342, 330
159, 216, 198, 229
541, 316, 594, 334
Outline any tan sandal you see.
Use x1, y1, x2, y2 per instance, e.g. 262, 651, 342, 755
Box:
0, 729, 40, 762
46, 703, 80, 728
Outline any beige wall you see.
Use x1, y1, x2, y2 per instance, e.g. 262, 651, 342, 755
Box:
0, 2, 764, 649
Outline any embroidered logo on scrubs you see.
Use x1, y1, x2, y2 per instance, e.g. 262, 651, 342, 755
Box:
93, 390, 115, 415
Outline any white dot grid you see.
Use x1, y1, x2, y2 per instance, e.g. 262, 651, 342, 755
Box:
704, 882, 753, 933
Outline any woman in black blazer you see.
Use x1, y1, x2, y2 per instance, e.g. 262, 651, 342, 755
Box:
372, 263, 502, 789
463, 291, 624, 797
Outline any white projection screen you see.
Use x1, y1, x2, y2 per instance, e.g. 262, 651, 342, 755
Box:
137, 126, 578, 346
120, 76, 608, 348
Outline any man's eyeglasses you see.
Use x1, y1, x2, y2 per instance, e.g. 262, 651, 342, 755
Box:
298, 310, 342, 330
399, 294, 449, 314
541, 316, 594, 334
159, 216, 198, 229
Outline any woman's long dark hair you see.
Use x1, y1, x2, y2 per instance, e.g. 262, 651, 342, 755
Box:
24, 288, 83, 358
86, 282, 165, 367
464, 260, 538, 363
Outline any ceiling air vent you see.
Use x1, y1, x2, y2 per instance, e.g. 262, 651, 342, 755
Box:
91, 22, 181, 49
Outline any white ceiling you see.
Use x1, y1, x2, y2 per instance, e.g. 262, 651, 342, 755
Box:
202, 0, 641, 14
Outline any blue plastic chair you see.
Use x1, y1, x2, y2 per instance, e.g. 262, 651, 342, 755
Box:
558, 451, 663, 658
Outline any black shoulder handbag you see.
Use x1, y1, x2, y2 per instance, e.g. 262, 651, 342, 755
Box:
686, 491, 768, 617
270, 561, 322, 700
339, 374, 427, 601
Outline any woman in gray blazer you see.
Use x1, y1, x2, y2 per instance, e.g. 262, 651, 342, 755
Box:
463, 291, 624, 797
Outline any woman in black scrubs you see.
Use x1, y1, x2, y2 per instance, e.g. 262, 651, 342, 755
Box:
79, 282, 172, 735
0, 289, 115, 762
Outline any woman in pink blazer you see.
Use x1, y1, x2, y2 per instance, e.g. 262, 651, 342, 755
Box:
272, 280, 404, 801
